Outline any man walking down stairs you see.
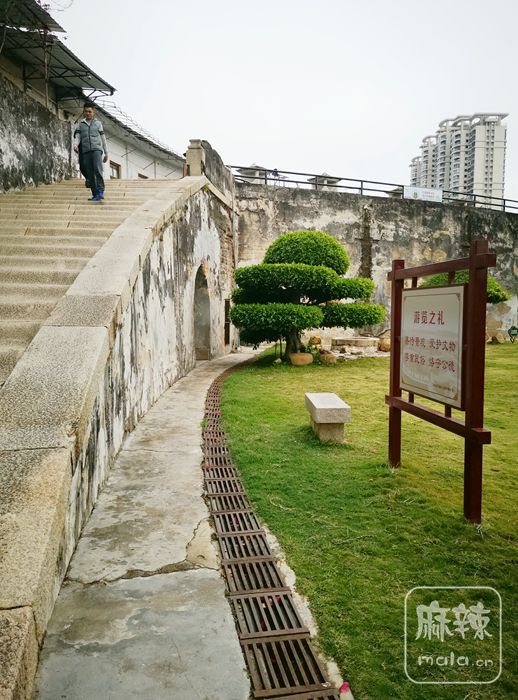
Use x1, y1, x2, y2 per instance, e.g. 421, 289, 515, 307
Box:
73, 102, 109, 203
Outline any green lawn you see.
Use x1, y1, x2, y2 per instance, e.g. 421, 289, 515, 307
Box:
221, 344, 517, 700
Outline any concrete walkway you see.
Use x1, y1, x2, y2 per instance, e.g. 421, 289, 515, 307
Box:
35, 354, 254, 700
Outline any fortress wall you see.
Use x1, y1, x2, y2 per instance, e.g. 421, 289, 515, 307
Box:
236, 184, 518, 336
0, 178, 237, 698
0, 72, 73, 193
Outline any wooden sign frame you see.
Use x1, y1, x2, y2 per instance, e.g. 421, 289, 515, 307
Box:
385, 239, 496, 523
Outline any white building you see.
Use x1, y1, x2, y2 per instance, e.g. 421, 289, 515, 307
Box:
410, 113, 508, 203
90, 103, 184, 182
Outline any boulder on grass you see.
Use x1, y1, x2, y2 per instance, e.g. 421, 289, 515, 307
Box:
321, 352, 337, 364
289, 352, 313, 366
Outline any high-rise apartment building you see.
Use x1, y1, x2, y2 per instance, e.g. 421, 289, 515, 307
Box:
409, 113, 508, 202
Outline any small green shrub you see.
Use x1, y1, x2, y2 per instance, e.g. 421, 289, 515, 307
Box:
421, 271, 510, 304
264, 230, 350, 275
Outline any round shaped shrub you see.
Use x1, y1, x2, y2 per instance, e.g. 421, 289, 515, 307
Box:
264, 230, 350, 275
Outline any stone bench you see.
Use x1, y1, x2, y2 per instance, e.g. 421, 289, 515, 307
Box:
305, 392, 351, 443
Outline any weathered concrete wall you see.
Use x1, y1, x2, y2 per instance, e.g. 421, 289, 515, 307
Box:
0, 75, 72, 193
236, 184, 518, 334
62, 186, 236, 550
0, 177, 237, 698
186, 140, 234, 203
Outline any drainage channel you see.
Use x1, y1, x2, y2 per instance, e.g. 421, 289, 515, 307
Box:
202, 370, 340, 700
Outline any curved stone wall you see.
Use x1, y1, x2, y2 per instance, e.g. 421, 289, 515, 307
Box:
0, 177, 237, 698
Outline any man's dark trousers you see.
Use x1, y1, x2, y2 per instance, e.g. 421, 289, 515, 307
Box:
83, 150, 105, 196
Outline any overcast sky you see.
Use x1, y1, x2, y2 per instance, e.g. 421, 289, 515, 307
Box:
54, 0, 518, 199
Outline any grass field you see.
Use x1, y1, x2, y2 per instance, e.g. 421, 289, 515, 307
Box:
221, 344, 517, 699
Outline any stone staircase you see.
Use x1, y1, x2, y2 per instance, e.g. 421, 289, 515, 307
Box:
0, 178, 180, 386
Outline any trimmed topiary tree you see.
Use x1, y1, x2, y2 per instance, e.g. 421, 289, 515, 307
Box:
421, 271, 510, 304
230, 230, 385, 357
263, 230, 350, 273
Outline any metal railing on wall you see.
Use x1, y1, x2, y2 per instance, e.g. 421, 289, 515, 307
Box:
227, 166, 518, 214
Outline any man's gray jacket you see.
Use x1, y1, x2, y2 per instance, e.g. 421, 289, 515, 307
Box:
74, 117, 108, 154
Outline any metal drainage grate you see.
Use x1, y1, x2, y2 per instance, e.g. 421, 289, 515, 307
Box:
206, 493, 251, 512
230, 591, 308, 639
204, 477, 245, 495
202, 372, 339, 698
212, 509, 262, 535
242, 635, 330, 698
217, 532, 271, 560
222, 558, 288, 594
204, 446, 233, 457
203, 464, 239, 478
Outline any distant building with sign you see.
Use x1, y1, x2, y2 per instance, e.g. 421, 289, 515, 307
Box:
409, 114, 508, 202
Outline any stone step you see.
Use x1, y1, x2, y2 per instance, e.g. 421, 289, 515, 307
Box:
0, 227, 112, 237
0, 301, 56, 320
0, 281, 69, 302
0, 212, 127, 222
0, 260, 84, 285
0, 196, 143, 204
11, 185, 172, 193
0, 235, 106, 251
4, 183, 167, 190
0, 192, 128, 201
0, 266, 81, 285
0, 344, 26, 386
0, 255, 88, 271
0, 188, 151, 196
0, 205, 140, 216
0, 196, 148, 204
0, 319, 41, 343
0, 219, 122, 231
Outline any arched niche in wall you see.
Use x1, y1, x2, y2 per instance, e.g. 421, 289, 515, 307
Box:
194, 265, 211, 360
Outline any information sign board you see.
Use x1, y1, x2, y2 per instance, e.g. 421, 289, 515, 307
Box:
400, 286, 464, 408
404, 186, 443, 203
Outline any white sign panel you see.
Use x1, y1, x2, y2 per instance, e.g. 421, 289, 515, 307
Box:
404, 186, 443, 203
400, 286, 464, 408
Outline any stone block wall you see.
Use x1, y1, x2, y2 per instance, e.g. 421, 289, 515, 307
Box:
235, 184, 518, 335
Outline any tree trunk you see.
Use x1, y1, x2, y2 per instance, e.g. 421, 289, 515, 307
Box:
284, 331, 300, 358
